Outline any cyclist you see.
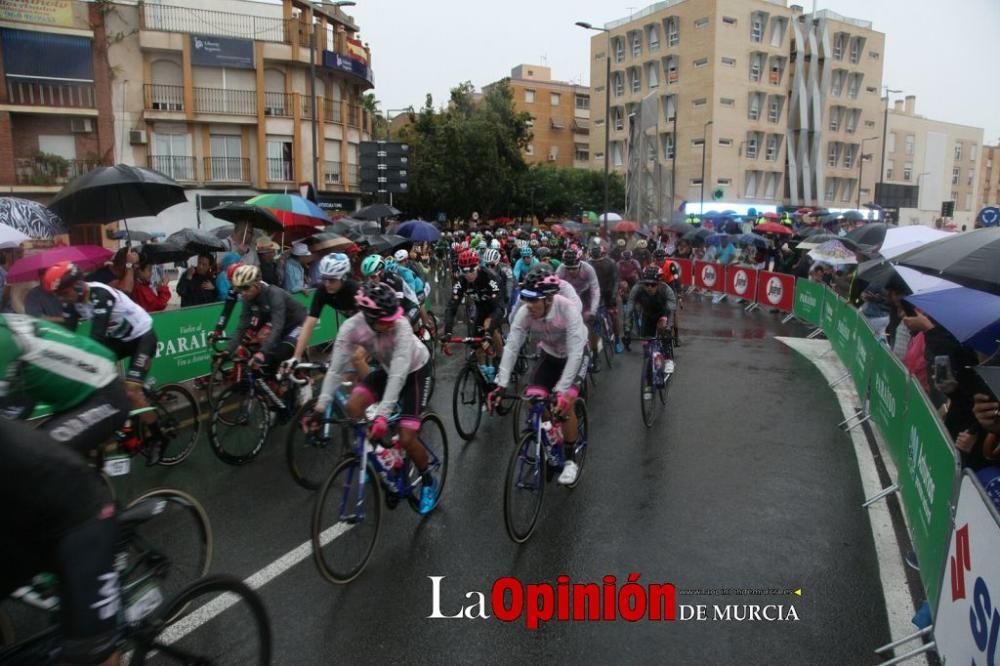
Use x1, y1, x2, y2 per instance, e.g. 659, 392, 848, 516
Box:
0, 418, 122, 666
487, 268, 588, 485
623, 266, 676, 375
285, 253, 359, 370
396, 249, 430, 302
634, 239, 652, 267
537, 246, 561, 270
482, 247, 509, 309
556, 249, 602, 371
221, 265, 306, 373
512, 246, 538, 284
361, 254, 421, 327
659, 256, 683, 346
312, 282, 438, 514
442, 250, 505, 380
588, 242, 624, 353
0, 313, 130, 459
511, 263, 581, 315
386, 252, 434, 332
43, 261, 164, 461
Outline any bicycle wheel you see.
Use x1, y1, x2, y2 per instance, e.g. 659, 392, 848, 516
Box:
601, 321, 615, 370
658, 369, 673, 406
210, 385, 269, 465
403, 412, 449, 514
504, 432, 545, 543
451, 365, 484, 441
640, 356, 658, 428
125, 489, 213, 624
312, 456, 382, 584
567, 399, 589, 489
133, 575, 271, 665
205, 360, 236, 412
286, 399, 348, 490
152, 384, 201, 466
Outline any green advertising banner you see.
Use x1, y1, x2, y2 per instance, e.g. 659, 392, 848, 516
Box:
897, 376, 961, 609
868, 341, 911, 465
849, 315, 879, 399
792, 278, 825, 326
830, 297, 859, 361
820, 289, 840, 339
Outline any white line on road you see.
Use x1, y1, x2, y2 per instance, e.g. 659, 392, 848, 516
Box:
778, 336, 927, 666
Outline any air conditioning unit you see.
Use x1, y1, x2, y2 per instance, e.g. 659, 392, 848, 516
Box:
70, 118, 93, 133
129, 129, 147, 145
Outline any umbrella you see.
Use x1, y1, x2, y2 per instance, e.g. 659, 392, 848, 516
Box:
599, 212, 623, 222
975, 367, 1000, 400
328, 218, 364, 236
795, 208, 814, 215
905, 285, 1000, 355
0, 223, 30, 249
206, 203, 284, 233
364, 233, 409, 253
893, 227, 1000, 296
354, 203, 400, 221
305, 231, 356, 254
807, 239, 859, 265
683, 228, 711, 244
7, 245, 112, 283
245, 194, 330, 229
756, 222, 793, 236
613, 220, 640, 233
842, 210, 866, 221
561, 220, 584, 233
140, 241, 190, 264
48, 165, 185, 229
0, 197, 66, 239
812, 207, 830, 216
395, 220, 440, 242
797, 234, 873, 253
762, 211, 780, 220
106, 229, 164, 243
208, 224, 234, 240
666, 221, 693, 234
846, 223, 888, 247
739, 233, 769, 249
879, 226, 952, 258
166, 228, 227, 254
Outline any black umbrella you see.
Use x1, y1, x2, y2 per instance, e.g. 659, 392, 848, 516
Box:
106, 228, 156, 243
206, 203, 284, 233
364, 234, 410, 253
328, 217, 363, 235
894, 227, 1000, 295
846, 222, 888, 247
665, 221, 693, 234
795, 233, 874, 254
354, 203, 401, 221
683, 228, 711, 244
48, 165, 186, 229
166, 228, 227, 255
0, 197, 66, 239
140, 241, 191, 265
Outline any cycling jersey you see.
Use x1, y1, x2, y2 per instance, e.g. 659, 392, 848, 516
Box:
589, 256, 620, 303
617, 258, 641, 287
443, 267, 503, 334
308, 277, 360, 319
556, 262, 601, 314
627, 282, 677, 337
227, 283, 307, 355
0, 315, 120, 414
512, 257, 539, 282
316, 313, 430, 418
63, 282, 152, 344
497, 294, 587, 393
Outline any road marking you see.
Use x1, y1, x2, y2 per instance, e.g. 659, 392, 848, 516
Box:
156, 522, 351, 646
778, 336, 927, 666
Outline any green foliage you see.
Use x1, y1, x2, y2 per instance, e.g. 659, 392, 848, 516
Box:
513, 165, 625, 221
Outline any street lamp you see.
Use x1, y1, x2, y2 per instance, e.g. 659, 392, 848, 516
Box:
857, 135, 879, 208
700, 120, 713, 215
576, 21, 611, 232
309, 1, 356, 189
877, 87, 903, 208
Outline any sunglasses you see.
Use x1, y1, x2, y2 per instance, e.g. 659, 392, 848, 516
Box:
237, 284, 257, 291
461, 267, 478, 274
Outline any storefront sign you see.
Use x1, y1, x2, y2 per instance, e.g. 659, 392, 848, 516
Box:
1, 0, 75, 27
190, 34, 254, 70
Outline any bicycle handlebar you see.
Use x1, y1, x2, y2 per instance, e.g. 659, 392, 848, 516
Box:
440, 336, 486, 357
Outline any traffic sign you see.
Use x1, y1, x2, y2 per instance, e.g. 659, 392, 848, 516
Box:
941, 200, 955, 218
979, 207, 1000, 227
359, 141, 409, 195
360, 167, 408, 182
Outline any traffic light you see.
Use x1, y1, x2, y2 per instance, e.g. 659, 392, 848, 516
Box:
359, 141, 410, 194
941, 200, 955, 218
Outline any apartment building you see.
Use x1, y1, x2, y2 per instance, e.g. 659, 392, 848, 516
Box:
485, 65, 591, 169
585, 0, 884, 212
1, 0, 375, 237
882, 96, 983, 228
979, 144, 1000, 211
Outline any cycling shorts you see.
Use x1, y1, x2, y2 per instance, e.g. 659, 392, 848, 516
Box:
103, 329, 157, 385
39, 382, 130, 457
359, 363, 431, 423
530, 350, 589, 393
474, 302, 504, 335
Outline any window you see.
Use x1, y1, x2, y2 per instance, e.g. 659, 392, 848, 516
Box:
630, 68, 641, 93
744, 171, 759, 197
647, 62, 659, 89
265, 138, 293, 181
748, 92, 763, 120
766, 134, 781, 161
843, 145, 856, 169
576, 95, 589, 109
694, 57, 708, 68
770, 17, 786, 47
841, 180, 854, 203
665, 17, 679, 46
886, 160, 894, 179
869, 51, 880, 60
550, 93, 560, 106
952, 167, 960, 185
751, 13, 764, 42
662, 133, 675, 159
769, 58, 784, 85
903, 161, 913, 181
847, 73, 862, 99
209, 133, 242, 181
827, 142, 840, 167
845, 109, 859, 134
632, 31, 642, 57
575, 147, 589, 161
664, 57, 678, 84
767, 96, 782, 123
722, 16, 737, 25
525, 89, 535, 103
614, 72, 624, 96
746, 132, 759, 159
720, 97, 735, 108
692, 138, 705, 148
951, 190, 958, 202
831, 70, 845, 96
613, 107, 624, 131
692, 98, 706, 108
647, 25, 660, 51
833, 33, 846, 60
612, 142, 624, 167
690, 178, 703, 186
887, 132, 896, 153
970, 144, 977, 161
865, 120, 876, 128
965, 193, 972, 210
694, 17, 709, 29
548, 146, 559, 161
663, 95, 676, 121
850, 37, 864, 64
749, 53, 763, 82
954, 142, 963, 161
826, 178, 837, 201
829, 107, 842, 132
905, 135, 914, 155
721, 56, 736, 66
969, 169, 975, 186
866, 86, 878, 94
718, 177, 732, 185
614, 37, 625, 63
719, 137, 733, 146
765, 172, 779, 199
525, 143, 534, 155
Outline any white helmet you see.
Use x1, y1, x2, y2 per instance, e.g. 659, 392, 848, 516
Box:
318, 253, 351, 280
231, 264, 262, 288
393, 249, 409, 262
482, 248, 501, 265
490, 239, 501, 249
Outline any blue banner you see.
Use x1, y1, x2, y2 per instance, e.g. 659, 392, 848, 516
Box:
190, 34, 254, 69
322, 50, 373, 85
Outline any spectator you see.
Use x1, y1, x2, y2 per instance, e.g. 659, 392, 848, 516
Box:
809, 262, 833, 286
217, 252, 241, 298
177, 253, 219, 307
774, 243, 796, 274
283, 242, 312, 294
859, 282, 891, 338
23, 269, 63, 321
257, 239, 282, 286
108, 247, 140, 294
130, 257, 171, 312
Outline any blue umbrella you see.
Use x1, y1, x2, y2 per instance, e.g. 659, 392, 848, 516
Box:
904, 286, 1000, 355
396, 219, 440, 241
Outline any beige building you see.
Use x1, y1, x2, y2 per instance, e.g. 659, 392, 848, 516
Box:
586, 0, 885, 214
882, 96, 984, 228
486, 65, 591, 169
979, 144, 1000, 211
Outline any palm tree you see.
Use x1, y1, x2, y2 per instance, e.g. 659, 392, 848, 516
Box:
362, 93, 387, 138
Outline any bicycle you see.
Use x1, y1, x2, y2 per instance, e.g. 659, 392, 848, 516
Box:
1, 487, 220, 663
284, 363, 353, 491
636, 335, 673, 428
591, 305, 616, 371
413, 309, 438, 401
443, 336, 516, 441
312, 404, 449, 583
503, 387, 589, 543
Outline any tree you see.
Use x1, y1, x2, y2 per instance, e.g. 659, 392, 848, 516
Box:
513, 166, 626, 221
361, 92, 387, 139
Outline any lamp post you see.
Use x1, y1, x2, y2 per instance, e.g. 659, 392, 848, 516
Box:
877, 87, 903, 208
857, 135, 880, 208
383, 107, 413, 207
700, 120, 713, 215
309, 1, 356, 190
575, 21, 611, 233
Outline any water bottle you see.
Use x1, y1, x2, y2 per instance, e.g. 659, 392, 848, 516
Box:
653, 351, 664, 373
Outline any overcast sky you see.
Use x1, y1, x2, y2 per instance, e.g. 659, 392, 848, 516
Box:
347, 0, 1000, 143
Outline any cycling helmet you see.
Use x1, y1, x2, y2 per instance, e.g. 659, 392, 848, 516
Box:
318, 253, 351, 280
520, 264, 561, 299
561, 249, 581, 267
616, 238, 626, 248
482, 248, 501, 265
536, 247, 551, 258
384, 257, 399, 272
361, 254, 385, 277
520, 246, 533, 258
457, 249, 480, 269
588, 244, 604, 259
43, 261, 83, 293
529, 261, 556, 277
232, 264, 262, 288
393, 249, 409, 262
653, 248, 668, 260
636, 239, 648, 250
622, 250, 634, 260
225, 261, 245, 283
529, 239, 540, 248
355, 281, 402, 323
640, 265, 661, 284
490, 239, 501, 249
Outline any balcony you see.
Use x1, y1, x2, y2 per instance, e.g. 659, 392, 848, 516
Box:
148, 155, 197, 181
194, 87, 256, 116
204, 157, 250, 183
14, 157, 100, 186
140, 3, 309, 47
324, 161, 342, 186
6, 77, 95, 108
266, 158, 293, 182
324, 98, 342, 124
346, 104, 362, 128
345, 164, 359, 191
263, 92, 293, 118
145, 84, 185, 112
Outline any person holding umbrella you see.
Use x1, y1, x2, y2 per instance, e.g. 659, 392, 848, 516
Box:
256, 239, 283, 287
283, 242, 313, 294
177, 253, 219, 308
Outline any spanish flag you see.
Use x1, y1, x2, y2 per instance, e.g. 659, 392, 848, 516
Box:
346, 37, 368, 64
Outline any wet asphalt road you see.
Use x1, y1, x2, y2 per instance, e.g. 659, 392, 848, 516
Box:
110, 293, 893, 665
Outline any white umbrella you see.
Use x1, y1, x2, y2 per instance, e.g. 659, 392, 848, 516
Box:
880, 226, 952, 258
895, 266, 953, 295
599, 212, 623, 222
0, 223, 30, 249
